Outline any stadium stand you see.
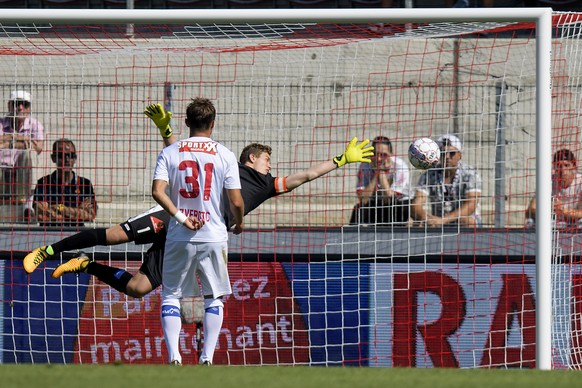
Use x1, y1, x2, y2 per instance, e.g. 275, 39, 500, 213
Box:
0, 0, 566, 8
225, 0, 279, 8
288, 0, 340, 8
349, 0, 384, 8
0, 0, 30, 7
102, 0, 153, 7
164, 0, 217, 8
538, 0, 582, 11
40, 0, 91, 7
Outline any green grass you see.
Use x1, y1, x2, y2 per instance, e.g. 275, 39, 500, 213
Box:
1, 365, 580, 388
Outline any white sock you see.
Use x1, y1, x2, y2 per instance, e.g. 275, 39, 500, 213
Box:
200, 298, 224, 364
161, 304, 182, 364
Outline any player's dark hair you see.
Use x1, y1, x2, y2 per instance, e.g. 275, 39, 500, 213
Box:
373, 136, 392, 153
553, 148, 577, 167
239, 143, 272, 164
185, 97, 216, 131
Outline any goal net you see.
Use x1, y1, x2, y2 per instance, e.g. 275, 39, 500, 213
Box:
0, 8, 576, 368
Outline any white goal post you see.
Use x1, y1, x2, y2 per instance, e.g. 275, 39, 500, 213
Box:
0, 8, 555, 369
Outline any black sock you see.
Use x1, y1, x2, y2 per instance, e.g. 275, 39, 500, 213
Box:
85, 261, 133, 295
49, 229, 108, 256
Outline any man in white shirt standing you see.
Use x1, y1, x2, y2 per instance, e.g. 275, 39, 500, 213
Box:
152, 97, 244, 366
0, 90, 44, 219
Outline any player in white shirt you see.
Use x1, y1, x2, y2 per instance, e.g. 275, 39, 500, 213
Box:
152, 97, 244, 366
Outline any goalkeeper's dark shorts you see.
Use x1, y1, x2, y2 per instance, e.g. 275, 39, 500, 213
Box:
120, 204, 170, 245
120, 205, 169, 290
139, 238, 165, 290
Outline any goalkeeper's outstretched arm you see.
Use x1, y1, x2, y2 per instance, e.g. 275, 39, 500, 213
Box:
285, 137, 373, 191
144, 103, 177, 146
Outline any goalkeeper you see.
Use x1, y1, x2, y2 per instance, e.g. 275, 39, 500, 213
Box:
23, 103, 373, 300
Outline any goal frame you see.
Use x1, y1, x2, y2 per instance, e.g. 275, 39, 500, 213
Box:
0, 7, 554, 369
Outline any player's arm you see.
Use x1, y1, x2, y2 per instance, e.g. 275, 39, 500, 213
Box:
285, 137, 374, 191
152, 179, 176, 218
285, 160, 336, 192
144, 103, 177, 147
152, 179, 204, 231
226, 188, 244, 234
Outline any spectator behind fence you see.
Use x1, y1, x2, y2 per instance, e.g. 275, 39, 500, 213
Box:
349, 136, 411, 226
0, 90, 44, 217
411, 134, 482, 227
525, 148, 582, 229
33, 138, 97, 228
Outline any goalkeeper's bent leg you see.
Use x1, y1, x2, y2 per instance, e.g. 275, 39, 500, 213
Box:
50, 228, 108, 256
85, 262, 133, 295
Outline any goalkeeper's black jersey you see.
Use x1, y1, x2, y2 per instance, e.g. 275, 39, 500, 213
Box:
223, 163, 286, 228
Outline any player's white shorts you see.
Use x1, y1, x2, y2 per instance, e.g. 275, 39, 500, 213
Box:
162, 240, 231, 304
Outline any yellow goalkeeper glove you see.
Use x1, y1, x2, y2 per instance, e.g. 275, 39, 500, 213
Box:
144, 103, 173, 138
333, 137, 374, 168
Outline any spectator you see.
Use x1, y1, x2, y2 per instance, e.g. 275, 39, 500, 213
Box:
525, 148, 582, 229
452, 0, 526, 6
33, 138, 96, 227
480, 0, 525, 6
0, 90, 44, 217
537, 1, 582, 12
411, 134, 482, 227
350, 135, 411, 225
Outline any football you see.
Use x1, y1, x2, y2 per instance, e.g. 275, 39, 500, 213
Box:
408, 138, 440, 170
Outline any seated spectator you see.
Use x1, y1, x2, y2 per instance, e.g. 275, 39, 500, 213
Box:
349, 136, 411, 226
537, 1, 582, 12
0, 90, 44, 216
411, 134, 482, 227
479, 0, 525, 6
525, 148, 582, 229
33, 138, 97, 227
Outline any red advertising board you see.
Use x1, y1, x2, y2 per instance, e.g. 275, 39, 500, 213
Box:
75, 262, 310, 365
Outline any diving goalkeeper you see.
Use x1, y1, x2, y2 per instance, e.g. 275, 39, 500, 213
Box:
23, 103, 374, 300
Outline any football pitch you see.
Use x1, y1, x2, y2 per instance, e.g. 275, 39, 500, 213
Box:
1, 365, 580, 388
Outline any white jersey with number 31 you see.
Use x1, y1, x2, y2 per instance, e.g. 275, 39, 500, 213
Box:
153, 136, 241, 243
